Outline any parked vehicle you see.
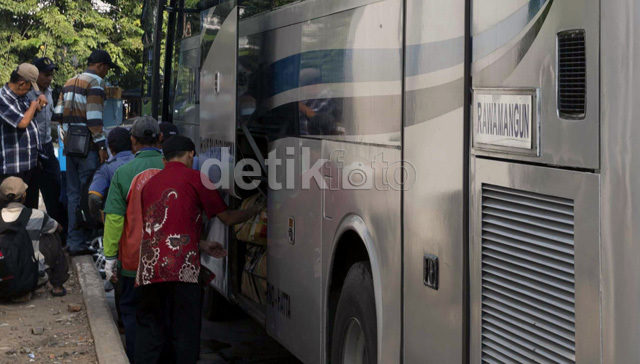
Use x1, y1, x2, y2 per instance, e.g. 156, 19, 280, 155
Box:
141, 0, 640, 363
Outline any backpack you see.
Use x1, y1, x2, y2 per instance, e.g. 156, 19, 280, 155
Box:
0, 208, 38, 299
75, 169, 102, 230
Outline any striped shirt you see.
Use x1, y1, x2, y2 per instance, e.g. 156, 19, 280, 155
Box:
1, 202, 58, 264
53, 69, 106, 144
0, 84, 40, 174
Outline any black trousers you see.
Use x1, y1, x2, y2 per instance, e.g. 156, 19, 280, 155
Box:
0, 167, 40, 209
135, 282, 202, 364
39, 142, 67, 235
38, 232, 69, 287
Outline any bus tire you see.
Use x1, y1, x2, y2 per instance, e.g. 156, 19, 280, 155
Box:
202, 284, 238, 321
331, 262, 377, 364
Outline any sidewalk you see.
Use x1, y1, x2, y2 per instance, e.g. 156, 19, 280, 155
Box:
0, 257, 98, 363
73, 255, 128, 364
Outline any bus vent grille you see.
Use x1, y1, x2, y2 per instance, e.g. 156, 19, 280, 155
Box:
557, 29, 586, 119
481, 185, 576, 364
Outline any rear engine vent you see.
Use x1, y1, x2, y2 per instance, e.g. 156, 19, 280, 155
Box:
557, 29, 586, 119
481, 185, 576, 364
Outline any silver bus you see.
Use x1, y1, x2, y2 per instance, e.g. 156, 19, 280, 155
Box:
141, 0, 640, 362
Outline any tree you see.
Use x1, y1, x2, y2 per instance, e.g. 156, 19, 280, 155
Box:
0, 0, 144, 90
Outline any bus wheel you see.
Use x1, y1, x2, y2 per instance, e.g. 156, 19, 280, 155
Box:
331, 262, 377, 364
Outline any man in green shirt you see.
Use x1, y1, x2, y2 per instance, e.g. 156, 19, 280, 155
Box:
102, 116, 164, 362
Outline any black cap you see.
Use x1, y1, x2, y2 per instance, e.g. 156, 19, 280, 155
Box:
32, 57, 58, 72
159, 122, 179, 141
162, 135, 196, 157
87, 49, 118, 69
107, 127, 131, 154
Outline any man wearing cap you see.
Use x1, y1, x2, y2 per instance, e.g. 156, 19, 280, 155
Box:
54, 49, 118, 255
0, 177, 68, 301
102, 116, 164, 362
134, 135, 260, 363
0, 64, 47, 208
158, 122, 178, 142
158, 122, 200, 170
28, 57, 67, 235
87, 126, 133, 223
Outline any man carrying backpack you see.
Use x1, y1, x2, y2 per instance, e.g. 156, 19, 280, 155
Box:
0, 177, 67, 303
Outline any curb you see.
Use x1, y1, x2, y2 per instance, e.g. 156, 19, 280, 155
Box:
72, 255, 129, 364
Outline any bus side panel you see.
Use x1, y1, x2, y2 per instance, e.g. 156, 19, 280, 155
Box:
601, 0, 640, 362
321, 142, 403, 364
268, 138, 324, 364
402, 0, 466, 362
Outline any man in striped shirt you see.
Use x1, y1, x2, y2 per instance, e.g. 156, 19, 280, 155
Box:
0, 64, 47, 208
54, 49, 117, 255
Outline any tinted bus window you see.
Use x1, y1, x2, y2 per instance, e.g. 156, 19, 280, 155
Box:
238, 33, 301, 138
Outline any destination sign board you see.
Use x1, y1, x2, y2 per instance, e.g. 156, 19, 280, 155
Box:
473, 90, 538, 154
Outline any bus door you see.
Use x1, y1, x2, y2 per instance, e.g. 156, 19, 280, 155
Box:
173, 35, 201, 151
402, 0, 467, 362
199, 1, 238, 298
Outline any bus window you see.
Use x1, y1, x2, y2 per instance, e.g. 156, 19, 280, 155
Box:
173, 38, 200, 122
239, 0, 271, 19
239, 33, 301, 138
272, 0, 299, 9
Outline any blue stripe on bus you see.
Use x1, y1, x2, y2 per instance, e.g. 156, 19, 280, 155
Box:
257, 0, 548, 98
405, 37, 465, 77
264, 48, 402, 97
472, 0, 549, 61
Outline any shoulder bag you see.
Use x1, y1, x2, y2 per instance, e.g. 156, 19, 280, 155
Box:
63, 77, 91, 158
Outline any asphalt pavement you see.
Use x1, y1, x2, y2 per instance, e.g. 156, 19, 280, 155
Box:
106, 288, 301, 364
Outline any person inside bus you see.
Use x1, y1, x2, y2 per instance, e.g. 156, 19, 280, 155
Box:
133, 135, 261, 364
297, 68, 344, 136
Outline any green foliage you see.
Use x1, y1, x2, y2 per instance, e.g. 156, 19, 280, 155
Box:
0, 0, 144, 90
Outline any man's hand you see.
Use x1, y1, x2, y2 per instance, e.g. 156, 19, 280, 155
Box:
37, 94, 48, 107
199, 240, 228, 258
30, 100, 43, 112
98, 149, 108, 163
105, 259, 118, 283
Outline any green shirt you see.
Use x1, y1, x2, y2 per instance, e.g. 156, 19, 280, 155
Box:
103, 149, 164, 277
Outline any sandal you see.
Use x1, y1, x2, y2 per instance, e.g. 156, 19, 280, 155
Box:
51, 287, 67, 297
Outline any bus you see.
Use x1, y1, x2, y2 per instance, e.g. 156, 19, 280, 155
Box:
141, 0, 640, 363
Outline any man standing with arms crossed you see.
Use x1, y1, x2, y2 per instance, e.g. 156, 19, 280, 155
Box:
0, 64, 47, 208
54, 49, 116, 255
103, 116, 164, 363
28, 57, 67, 236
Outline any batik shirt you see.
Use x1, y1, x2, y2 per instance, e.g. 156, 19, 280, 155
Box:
103, 149, 164, 277
136, 161, 227, 286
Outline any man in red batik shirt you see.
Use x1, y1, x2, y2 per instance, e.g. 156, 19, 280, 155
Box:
134, 135, 261, 364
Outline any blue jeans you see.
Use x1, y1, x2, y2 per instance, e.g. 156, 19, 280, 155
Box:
66, 150, 98, 252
